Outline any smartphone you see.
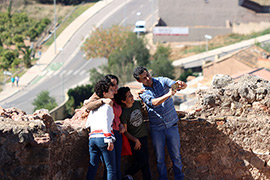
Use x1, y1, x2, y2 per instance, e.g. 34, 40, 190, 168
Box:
171, 83, 178, 91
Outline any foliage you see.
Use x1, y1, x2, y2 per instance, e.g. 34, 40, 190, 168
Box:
150, 45, 175, 79
0, 9, 50, 70
65, 84, 94, 116
0, 11, 50, 46
82, 25, 130, 59
256, 42, 270, 53
32, 90, 58, 112
85, 27, 150, 85
106, 32, 150, 84
44, 2, 94, 47
16, 43, 34, 68
89, 67, 105, 85
36, 0, 97, 5
0, 50, 18, 70
178, 69, 193, 82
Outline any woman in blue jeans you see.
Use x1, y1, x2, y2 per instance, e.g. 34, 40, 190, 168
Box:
84, 75, 125, 180
86, 79, 116, 180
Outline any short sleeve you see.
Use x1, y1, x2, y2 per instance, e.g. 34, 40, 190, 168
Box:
120, 111, 128, 124
161, 77, 175, 87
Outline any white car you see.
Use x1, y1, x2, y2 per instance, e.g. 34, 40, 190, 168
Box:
133, 21, 146, 34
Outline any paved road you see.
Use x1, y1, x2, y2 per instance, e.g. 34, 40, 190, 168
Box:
0, 0, 158, 114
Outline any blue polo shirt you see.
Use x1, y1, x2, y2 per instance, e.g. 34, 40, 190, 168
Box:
139, 77, 179, 130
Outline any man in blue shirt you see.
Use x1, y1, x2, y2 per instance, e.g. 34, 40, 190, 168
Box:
133, 66, 187, 180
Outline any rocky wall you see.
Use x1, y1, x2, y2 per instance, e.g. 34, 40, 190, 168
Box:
181, 74, 270, 180
0, 108, 89, 180
1, 74, 270, 179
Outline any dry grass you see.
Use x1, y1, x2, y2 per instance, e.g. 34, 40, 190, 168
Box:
252, 0, 270, 5
168, 27, 270, 61
0, 0, 74, 22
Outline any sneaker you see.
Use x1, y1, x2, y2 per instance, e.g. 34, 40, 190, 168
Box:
122, 175, 133, 180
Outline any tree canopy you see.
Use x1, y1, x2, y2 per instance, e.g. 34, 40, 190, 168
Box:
150, 45, 175, 79
65, 84, 94, 116
84, 26, 150, 85
82, 25, 130, 59
0, 9, 50, 70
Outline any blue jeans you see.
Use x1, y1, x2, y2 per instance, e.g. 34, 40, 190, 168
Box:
151, 124, 184, 180
87, 137, 116, 180
113, 130, 122, 180
103, 130, 122, 180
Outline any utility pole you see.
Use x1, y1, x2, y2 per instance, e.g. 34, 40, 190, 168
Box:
54, 0, 57, 54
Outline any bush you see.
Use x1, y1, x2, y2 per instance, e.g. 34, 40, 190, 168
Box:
32, 90, 58, 112
36, 0, 94, 5
178, 69, 194, 82
150, 45, 174, 79
65, 84, 94, 117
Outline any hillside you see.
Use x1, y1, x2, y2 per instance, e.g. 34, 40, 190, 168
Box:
0, 0, 74, 22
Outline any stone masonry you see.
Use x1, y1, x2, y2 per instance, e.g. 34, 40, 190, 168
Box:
1, 74, 270, 179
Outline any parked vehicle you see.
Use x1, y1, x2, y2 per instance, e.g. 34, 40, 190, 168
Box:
133, 20, 146, 34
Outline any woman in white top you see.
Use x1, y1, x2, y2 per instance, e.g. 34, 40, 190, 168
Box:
86, 79, 116, 180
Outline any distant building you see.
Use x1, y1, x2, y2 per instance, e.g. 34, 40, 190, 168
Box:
231, 67, 270, 81
154, 0, 270, 42
203, 46, 270, 79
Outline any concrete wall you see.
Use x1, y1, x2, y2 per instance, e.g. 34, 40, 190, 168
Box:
50, 99, 68, 121
159, 0, 270, 27
156, 0, 270, 42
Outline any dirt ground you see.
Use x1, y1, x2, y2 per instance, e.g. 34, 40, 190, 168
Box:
252, 0, 270, 5
0, 0, 74, 22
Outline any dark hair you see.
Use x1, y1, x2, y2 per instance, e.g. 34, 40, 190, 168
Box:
105, 74, 119, 85
114, 87, 130, 106
94, 79, 113, 98
133, 66, 148, 80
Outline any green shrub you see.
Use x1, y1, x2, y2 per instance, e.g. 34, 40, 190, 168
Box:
32, 90, 58, 112
65, 84, 94, 117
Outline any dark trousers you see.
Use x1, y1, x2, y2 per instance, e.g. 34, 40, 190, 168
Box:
126, 136, 151, 180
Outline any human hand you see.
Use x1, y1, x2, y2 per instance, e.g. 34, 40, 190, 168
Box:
134, 138, 141, 150
169, 88, 177, 97
119, 124, 126, 133
135, 89, 145, 99
83, 99, 90, 105
176, 80, 187, 90
107, 142, 114, 151
101, 98, 113, 106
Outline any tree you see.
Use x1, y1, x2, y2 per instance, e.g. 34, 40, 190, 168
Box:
84, 27, 150, 85
0, 50, 18, 70
83, 26, 150, 85
16, 42, 33, 68
7, 0, 12, 19
106, 32, 150, 84
178, 69, 193, 82
82, 25, 130, 59
150, 45, 175, 79
32, 90, 58, 112
65, 84, 94, 117
89, 67, 105, 85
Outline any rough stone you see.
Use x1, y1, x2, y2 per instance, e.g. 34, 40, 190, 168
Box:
1, 74, 270, 179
